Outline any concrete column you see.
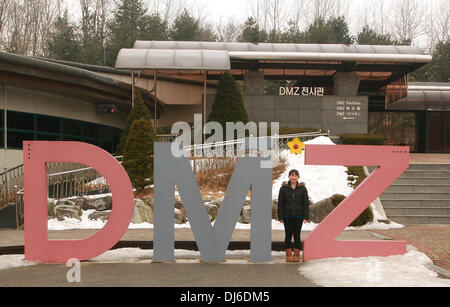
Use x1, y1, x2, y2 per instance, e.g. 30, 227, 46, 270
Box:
333, 72, 360, 96
244, 71, 265, 96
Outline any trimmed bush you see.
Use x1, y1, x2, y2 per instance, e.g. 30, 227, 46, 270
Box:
117, 90, 153, 154
330, 194, 346, 207
208, 72, 249, 138
279, 127, 320, 135
330, 194, 374, 226
351, 206, 374, 227
340, 134, 384, 145
122, 119, 156, 192
346, 166, 366, 189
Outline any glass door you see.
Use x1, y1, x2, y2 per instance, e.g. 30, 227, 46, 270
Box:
446, 114, 450, 152
427, 112, 450, 153
427, 113, 444, 152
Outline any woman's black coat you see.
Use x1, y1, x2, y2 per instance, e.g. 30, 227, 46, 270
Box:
277, 181, 310, 221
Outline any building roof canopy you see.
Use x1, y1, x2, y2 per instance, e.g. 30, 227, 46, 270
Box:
133, 41, 427, 57
387, 83, 450, 111
116, 49, 231, 70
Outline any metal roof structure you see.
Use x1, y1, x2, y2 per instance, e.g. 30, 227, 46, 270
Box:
116, 48, 230, 70
133, 41, 427, 57
116, 41, 432, 94
0, 52, 165, 113
387, 82, 450, 111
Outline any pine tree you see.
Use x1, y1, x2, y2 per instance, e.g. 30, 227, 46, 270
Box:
304, 16, 353, 44
412, 40, 450, 82
208, 72, 249, 139
170, 9, 199, 41
117, 90, 153, 154
238, 17, 267, 43
122, 119, 156, 191
356, 25, 408, 46
46, 10, 81, 62
105, 0, 168, 66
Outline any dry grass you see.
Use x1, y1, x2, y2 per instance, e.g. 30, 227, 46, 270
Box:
272, 156, 287, 183
134, 155, 288, 201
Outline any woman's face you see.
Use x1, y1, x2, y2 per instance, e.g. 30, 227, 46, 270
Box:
289, 173, 299, 184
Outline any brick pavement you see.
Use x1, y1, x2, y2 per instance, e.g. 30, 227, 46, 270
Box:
370, 225, 450, 271
410, 154, 450, 164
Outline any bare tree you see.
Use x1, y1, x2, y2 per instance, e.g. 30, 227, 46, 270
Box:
1, 0, 62, 56
0, 0, 10, 37
247, 0, 270, 31
247, 0, 288, 34
423, 0, 450, 51
289, 0, 307, 29
391, 0, 424, 43
216, 17, 240, 42
356, 0, 390, 35
79, 0, 112, 42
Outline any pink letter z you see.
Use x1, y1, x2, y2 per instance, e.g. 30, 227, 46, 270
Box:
303, 145, 409, 261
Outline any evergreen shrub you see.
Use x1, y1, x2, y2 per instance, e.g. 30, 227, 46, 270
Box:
122, 119, 156, 191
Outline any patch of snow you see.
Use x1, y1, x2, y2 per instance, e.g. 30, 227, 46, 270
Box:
298, 250, 450, 287
0, 255, 37, 271
90, 248, 285, 263
273, 137, 353, 203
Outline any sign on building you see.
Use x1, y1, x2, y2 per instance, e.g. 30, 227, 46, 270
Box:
279, 87, 325, 96
336, 100, 362, 120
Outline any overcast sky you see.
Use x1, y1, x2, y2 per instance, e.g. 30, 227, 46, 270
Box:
65, 0, 449, 50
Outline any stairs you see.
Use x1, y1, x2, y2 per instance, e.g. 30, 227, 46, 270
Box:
380, 164, 450, 225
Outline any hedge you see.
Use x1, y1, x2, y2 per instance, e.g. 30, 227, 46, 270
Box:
340, 134, 384, 145
330, 194, 374, 226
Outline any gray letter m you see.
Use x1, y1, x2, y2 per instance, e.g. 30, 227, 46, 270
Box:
153, 143, 272, 263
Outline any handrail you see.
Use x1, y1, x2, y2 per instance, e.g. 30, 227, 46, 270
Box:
1, 132, 329, 205
184, 130, 329, 152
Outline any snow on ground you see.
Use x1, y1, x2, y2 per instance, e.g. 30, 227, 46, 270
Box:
298, 250, 450, 287
90, 248, 286, 262
48, 214, 402, 232
0, 255, 36, 271
48, 136, 403, 231
2, 249, 447, 287
272, 136, 354, 203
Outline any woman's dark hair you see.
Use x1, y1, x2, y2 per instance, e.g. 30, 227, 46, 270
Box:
288, 169, 299, 177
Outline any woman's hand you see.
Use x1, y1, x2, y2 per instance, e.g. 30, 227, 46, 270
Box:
280, 220, 283, 224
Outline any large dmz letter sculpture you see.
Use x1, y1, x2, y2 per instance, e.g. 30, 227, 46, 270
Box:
23, 141, 408, 263
303, 145, 409, 261
24, 141, 135, 262
154, 143, 273, 262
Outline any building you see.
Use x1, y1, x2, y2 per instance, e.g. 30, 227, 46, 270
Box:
1, 41, 449, 170
116, 41, 445, 152
0, 52, 166, 168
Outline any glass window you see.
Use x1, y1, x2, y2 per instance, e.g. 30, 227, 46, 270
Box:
0, 110, 4, 128
37, 134, 61, 141
7, 131, 34, 149
100, 141, 113, 153
84, 122, 99, 138
84, 138, 100, 146
63, 119, 82, 136
62, 136, 83, 142
37, 116, 60, 133
7, 111, 34, 131
100, 126, 116, 140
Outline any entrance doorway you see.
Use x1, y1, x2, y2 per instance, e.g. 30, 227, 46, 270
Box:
427, 112, 450, 153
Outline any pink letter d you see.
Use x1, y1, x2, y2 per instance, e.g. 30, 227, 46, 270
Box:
24, 141, 135, 263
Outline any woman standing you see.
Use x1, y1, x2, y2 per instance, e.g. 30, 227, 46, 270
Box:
277, 169, 310, 262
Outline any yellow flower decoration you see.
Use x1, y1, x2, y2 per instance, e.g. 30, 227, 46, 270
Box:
288, 138, 305, 155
